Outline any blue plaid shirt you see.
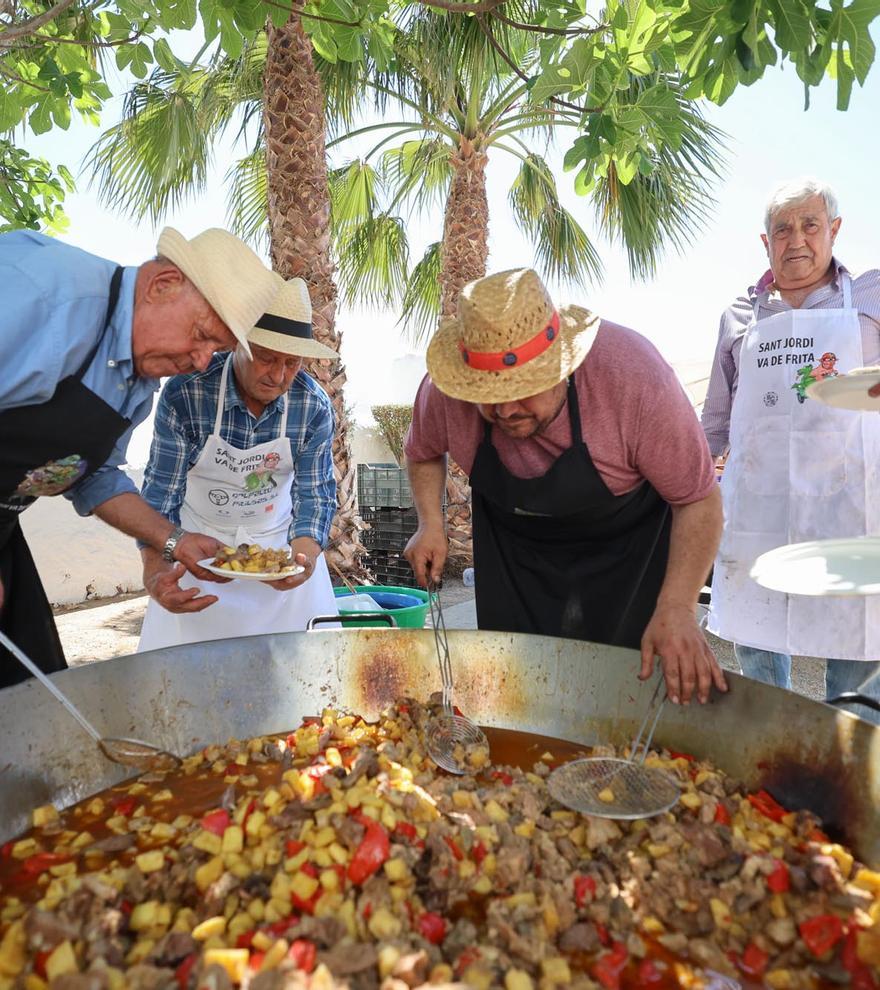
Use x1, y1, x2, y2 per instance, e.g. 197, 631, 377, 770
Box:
141, 354, 336, 546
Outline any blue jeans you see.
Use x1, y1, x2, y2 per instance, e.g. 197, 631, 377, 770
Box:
735, 644, 880, 726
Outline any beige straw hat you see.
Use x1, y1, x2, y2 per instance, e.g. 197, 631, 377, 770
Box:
426, 268, 600, 404
247, 278, 338, 360
157, 227, 281, 358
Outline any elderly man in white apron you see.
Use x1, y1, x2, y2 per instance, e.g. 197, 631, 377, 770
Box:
702, 177, 880, 723
138, 279, 339, 650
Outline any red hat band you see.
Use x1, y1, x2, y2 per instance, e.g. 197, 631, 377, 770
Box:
458, 311, 561, 372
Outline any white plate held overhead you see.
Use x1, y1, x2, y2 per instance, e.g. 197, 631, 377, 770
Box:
750, 538, 880, 597
198, 558, 305, 582
807, 367, 880, 411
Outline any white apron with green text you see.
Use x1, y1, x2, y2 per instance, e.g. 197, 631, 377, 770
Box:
138, 355, 337, 651
708, 274, 880, 660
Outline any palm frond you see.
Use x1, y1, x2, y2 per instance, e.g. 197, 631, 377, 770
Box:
336, 214, 409, 309
399, 242, 442, 346
225, 144, 268, 250
509, 153, 603, 285
381, 138, 452, 214
328, 160, 381, 232
591, 78, 728, 279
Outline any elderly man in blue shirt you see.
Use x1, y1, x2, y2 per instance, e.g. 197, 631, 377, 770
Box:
137, 278, 340, 649
0, 227, 280, 687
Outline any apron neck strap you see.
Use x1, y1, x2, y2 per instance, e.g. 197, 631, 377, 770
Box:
565, 375, 583, 444
842, 270, 853, 309
214, 354, 233, 435
214, 353, 290, 437
76, 266, 124, 380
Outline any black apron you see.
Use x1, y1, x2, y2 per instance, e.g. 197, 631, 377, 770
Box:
0, 266, 130, 688
469, 375, 671, 649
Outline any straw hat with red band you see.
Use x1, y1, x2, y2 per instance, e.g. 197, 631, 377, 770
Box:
426, 268, 601, 404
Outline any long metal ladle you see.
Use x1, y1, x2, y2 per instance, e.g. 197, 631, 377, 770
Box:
0, 629, 181, 773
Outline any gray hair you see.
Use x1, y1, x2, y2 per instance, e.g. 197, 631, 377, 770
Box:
764, 177, 839, 233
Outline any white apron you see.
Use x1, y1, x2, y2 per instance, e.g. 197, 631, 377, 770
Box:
139, 356, 338, 651
708, 274, 880, 660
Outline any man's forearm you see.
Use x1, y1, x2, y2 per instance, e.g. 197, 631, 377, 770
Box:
405, 455, 447, 526
94, 493, 176, 551
656, 487, 723, 608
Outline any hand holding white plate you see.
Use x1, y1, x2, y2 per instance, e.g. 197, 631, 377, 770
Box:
198, 558, 305, 582
807, 367, 880, 411
750, 538, 880, 597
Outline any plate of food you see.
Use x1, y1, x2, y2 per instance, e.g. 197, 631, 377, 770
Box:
807, 366, 880, 411
199, 543, 305, 581
750, 537, 880, 596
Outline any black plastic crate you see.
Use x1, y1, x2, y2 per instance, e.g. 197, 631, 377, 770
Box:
357, 463, 412, 509
366, 550, 415, 587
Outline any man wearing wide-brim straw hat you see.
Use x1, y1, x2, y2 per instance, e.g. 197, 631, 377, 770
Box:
137, 277, 342, 651
0, 225, 279, 688
404, 268, 728, 706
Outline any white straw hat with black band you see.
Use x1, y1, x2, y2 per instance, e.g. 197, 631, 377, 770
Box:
247, 277, 338, 360
156, 226, 281, 359
426, 268, 600, 404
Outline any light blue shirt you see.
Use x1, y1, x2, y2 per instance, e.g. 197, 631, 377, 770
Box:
0, 231, 159, 515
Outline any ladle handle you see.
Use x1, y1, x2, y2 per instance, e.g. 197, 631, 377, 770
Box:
0, 629, 103, 743
827, 692, 880, 714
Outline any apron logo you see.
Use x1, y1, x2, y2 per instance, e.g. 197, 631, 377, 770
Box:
15, 455, 87, 497
763, 391, 779, 407
245, 452, 281, 492
791, 351, 838, 404
208, 489, 230, 506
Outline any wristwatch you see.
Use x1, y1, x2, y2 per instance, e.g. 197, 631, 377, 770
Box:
161, 526, 186, 563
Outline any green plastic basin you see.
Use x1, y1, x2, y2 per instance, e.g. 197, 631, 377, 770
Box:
333, 584, 429, 628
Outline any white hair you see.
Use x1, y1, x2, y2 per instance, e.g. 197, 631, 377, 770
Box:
764, 177, 839, 233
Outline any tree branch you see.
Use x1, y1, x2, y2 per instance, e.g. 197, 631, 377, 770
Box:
476, 14, 599, 116
262, 0, 363, 28
0, 0, 79, 43
494, 10, 607, 37
416, 0, 507, 13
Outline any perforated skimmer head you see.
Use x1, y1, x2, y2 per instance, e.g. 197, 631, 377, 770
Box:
425, 580, 490, 775
547, 756, 680, 819
547, 676, 680, 819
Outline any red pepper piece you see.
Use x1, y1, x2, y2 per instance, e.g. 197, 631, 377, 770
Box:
286, 733, 297, 749
1, 841, 13, 858
223, 763, 243, 775
248, 951, 265, 972
398, 705, 410, 714
595, 921, 611, 946
739, 942, 770, 976
300, 862, 319, 878
236, 930, 256, 950
747, 789, 787, 823
34, 950, 51, 979
111, 795, 137, 817
668, 750, 696, 762
809, 827, 830, 843
175, 952, 198, 990
491, 771, 514, 786
289, 939, 316, 973
714, 802, 731, 826
265, 917, 297, 937
591, 942, 628, 990
348, 821, 390, 884
637, 959, 664, 985
472, 840, 487, 866
418, 911, 447, 944
21, 852, 71, 876
393, 822, 418, 843
444, 836, 464, 861
291, 889, 321, 914
241, 799, 257, 832
200, 809, 231, 836
574, 874, 597, 907
455, 947, 481, 977
799, 914, 844, 957
285, 839, 306, 858
767, 860, 790, 893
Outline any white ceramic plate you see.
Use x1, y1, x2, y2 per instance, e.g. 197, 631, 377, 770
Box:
198, 558, 305, 582
807, 367, 880, 411
750, 538, 880, 597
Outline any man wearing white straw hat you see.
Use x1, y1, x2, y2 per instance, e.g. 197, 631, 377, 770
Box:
0, 227, 280, 687
404, 268, 728, 707
137, 278, 340, 650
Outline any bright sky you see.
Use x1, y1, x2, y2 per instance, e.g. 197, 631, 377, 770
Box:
25, 45, 880, 467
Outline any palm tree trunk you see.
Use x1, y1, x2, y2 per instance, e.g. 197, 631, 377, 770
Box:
263, 15, 367, 579
439, 137, 490, 570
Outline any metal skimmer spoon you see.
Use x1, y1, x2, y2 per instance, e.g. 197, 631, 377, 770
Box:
424, 580, 490, 775
547, 677, 680, 820
0, 629, 181, 773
